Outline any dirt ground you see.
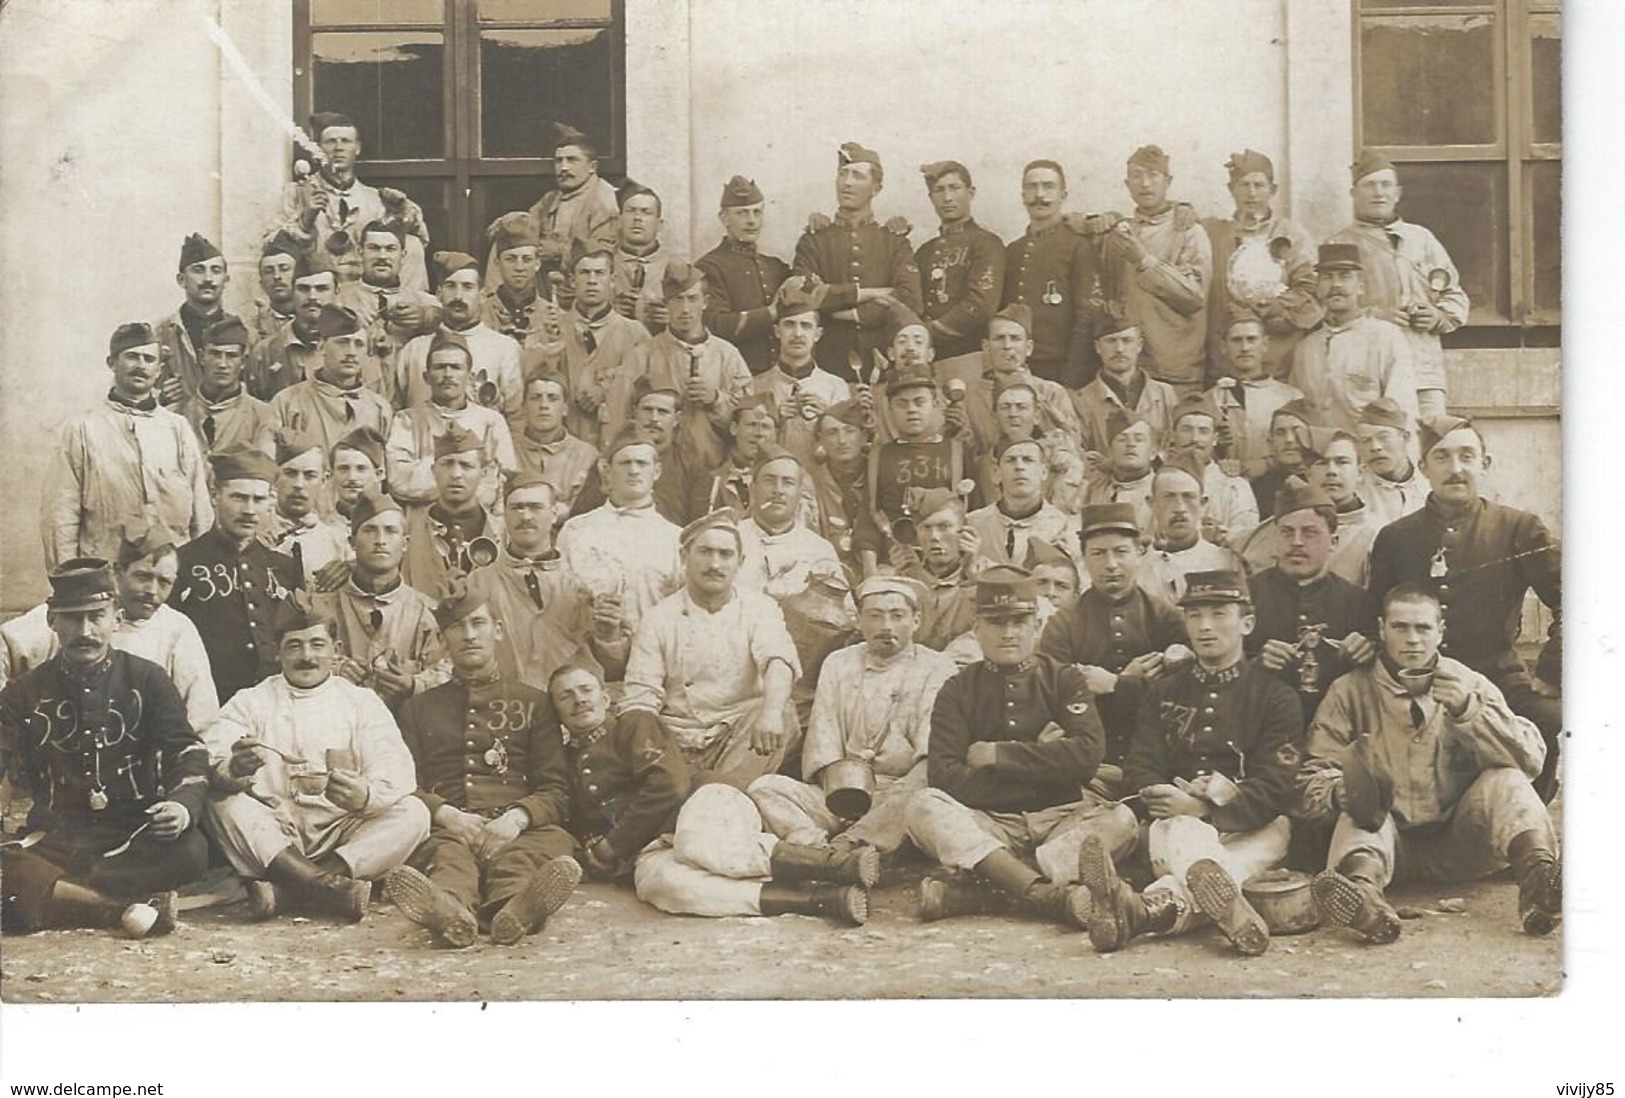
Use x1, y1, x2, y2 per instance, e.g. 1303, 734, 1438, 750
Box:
0, 853, 1560, 1003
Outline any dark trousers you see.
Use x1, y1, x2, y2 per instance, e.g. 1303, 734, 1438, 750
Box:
1499, 678, 1563, 803
1, 816, 209, 933
407, 824, 578, 923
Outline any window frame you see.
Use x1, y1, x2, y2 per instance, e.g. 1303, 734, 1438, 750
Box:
292, 0, 627, 253
1352, 0, 1560, 331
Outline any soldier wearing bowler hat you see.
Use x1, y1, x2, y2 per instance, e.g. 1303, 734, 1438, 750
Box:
0, 558, 212, 938
1073, 569, 1303, 957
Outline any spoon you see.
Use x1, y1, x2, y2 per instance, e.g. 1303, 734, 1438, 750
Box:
0, 832, 43, 851
237, 738, 309, 766
101, 822, 151, 859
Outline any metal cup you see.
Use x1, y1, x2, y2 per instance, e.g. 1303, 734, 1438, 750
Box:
823, 759, 875, 821
888, 516, 918, 547
1397, 666, 1436, 696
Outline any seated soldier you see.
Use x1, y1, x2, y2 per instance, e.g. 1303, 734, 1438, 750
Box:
902, 565, 1102, 928
246, 251, 337, 402
547, 662, 689, 883
856, 364, 980, 577
1249, 397, 1316, 518
887, 487, 981, 651
313, 492, 449, 709
962, 305, 1082, 453
399, 425, 505, 597
621, 510, 801, 790
1355, 397, 1426, 525
750, 575, 956, 857
385, 330, 518, 511
1302, 584, 1560, 942
748, 296, 850, 464
481, 211, 567, 378
1, 528, 219, 730
1024, 537, 1082, 619
1307, 429, 1382, 585
202, 601, 430, 922
689, 393, 781, 520
805, 399, 871, 567
972, 380, 1081, 510
1208, 308, 1303, 480
269, 304, 393, 455
465, 472, 623, 686
177, 315, 278, 458
384, 589, 583, 948
392, 251, 524, 422
736, 444, 842, 602
1078, 410, 1158, 534
511, 371, 598, 518
266, 429, 352, 590
1039, 503, 1190, 782
967, 436, 1080, 569
1138, 454, 1242, 604
554, 243, 651, 448
0, 560, 210, 939
1165, 393, 1258, 547
1072, 319, 1178, 455
1238, 478, 1377, 726
337, 220, 441, 368
1072, 570, 1303, 956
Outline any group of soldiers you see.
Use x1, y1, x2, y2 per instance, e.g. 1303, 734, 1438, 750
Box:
0, 114, 1561, 960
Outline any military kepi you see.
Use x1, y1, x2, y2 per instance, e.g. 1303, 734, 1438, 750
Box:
1317, 242, 1362, 272
1178, 569, 1251, 607
1080, 502, 1140, 542
47, 558, 118, 613
975, 564, 1039, 618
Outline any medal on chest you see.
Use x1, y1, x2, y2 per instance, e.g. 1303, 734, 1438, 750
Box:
1429, 547, 1449, 579
483, 738, 510, 776
1041, 279, 1063, 307
89, 786, 109, 811
930, 265, 948, 304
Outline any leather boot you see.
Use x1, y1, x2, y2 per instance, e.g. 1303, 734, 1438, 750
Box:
1186, 859, 1269, 956
973, 847, 1087, 928
43, 880, 126, 931
245, 880, 281, 922
917, 871, 1009, 921
770, 841, 880, 888
1341, 746, 1394, 833
1508, 830, 1562, 936
1312, 850, 1400, 944
1076, 833, 1154, 952
384, 866, 478, 948
759, 882, 868, 926
490, 856, 582, 946
264, 848, 370, 922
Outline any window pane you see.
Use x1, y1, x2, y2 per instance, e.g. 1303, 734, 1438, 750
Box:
1358, 1, 1493, 8
1361, 14, 1497, 146
1390, 162, 1510, 322
311, 0, 443, 25
479, 0, 611, 21
480, 28, 615, 159
1529, 13, 1561, 146
312, 31, 444, 160
1529, 160, 1561, 317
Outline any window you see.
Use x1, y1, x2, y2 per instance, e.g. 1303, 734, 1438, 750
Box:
1355, 0, 1560, 331
294, 0, 625, 257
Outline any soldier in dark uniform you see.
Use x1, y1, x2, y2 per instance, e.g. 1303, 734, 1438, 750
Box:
902, 565, 1101, 926
546, 662, 690, 882
696, 176, 792, 376
155, 233, 229, 405
915, 160, 1004, 366
384, 590, 583, 948
1246, 477, 1377, 722
1367, 415, 1562, 800
1003, 160, 1105, 388
0, 560, 210, 937
1039, 503, 1189, 775
792, 142, 923, 383
1074, 570, 1303, 956
170, 448, 302, 703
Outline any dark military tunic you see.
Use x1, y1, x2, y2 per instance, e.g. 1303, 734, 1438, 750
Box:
0, 651, 211, 928
916, 219, 1005, 360
1245, 567, 1376, 720
169, 528, 301, 703
1040, 586, 1187, 763
1003, 223, 1106, 388
1125, 659, 1303, 833
696, 238, 792, 375
927, 655, 1105, 813
397, 672, 570, 826
563, 709, 690, 861
793, 214, 923, 381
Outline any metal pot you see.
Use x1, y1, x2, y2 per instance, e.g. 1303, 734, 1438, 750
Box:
1242, 868, 1319, 935
822, 759, 875, 820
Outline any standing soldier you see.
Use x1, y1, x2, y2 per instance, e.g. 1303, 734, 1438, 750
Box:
793, 142, 923, 383
246, 251, 339, 402
612, 185, 672, 335
393, 252, 524, 423
44, 323, 213, 570
1356, 397, 1428, 525
915, 160, 1004, 376
511, 371, 600, 518
154, 233, 230, 405
265, 429, 351, 589
398, 427, 505, 598
696, 176, 792, 375
177, 316, 278, 459
1097, 145, 1212, 398
1329, 152, 1468, 420
270, 304, 393, 456
482, 212, 566, 379
170, 448, 302, 704
0, 560, 211, 938
1003, 159, 1104, 388
749, 298, 851, 466
248, 231, 304, 349
556, 245, 652, 448
277, 112, 431, 292
522, 124, 619, 276
385, 590, 583, 948
1202, 150, 1321, 380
